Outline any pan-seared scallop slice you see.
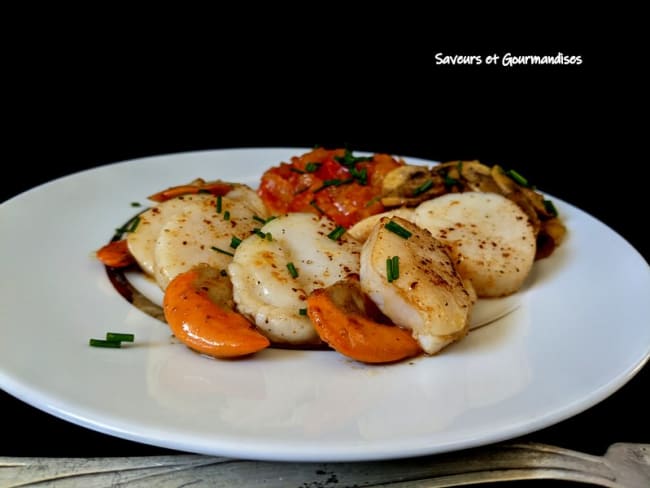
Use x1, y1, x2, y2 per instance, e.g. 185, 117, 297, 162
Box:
126, 193, 213, 276
154, 194, 263, 289
228, 213, 361, 345
414, 192, 536, 297
347, 207, 415, 242
360, 217, 473, 354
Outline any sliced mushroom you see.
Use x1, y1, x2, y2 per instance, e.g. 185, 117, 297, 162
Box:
381, 164, 446, 207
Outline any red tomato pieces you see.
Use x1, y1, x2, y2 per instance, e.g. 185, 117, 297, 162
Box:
258, 148, 403, 228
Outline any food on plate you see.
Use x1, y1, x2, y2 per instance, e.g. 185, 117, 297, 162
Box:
360, 217, 475, 354
126, 187, 266, 287
96, 239, 136, 268
95, 148, 567, 364
347, 207, 416, 242
163, 264, 270, 358
258, 147, 403, 228
380, 160, 566, 259
307, 275, 422, 363
414, 192, 536, 297
228, 213, 361, 345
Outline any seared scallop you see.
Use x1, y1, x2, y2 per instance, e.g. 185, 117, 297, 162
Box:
228, 213, 361, 345
360, 217, 474, 354
153, 193, 265, 289
414, 192, 536, 297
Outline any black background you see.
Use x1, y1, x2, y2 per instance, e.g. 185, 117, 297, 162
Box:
3, 29, 647, 487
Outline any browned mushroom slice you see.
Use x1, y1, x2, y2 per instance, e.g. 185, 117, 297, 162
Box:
458, 160, 503, 193
380, 164, 446, 207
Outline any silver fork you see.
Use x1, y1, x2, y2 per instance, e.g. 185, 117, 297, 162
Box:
1, 442, 648, 487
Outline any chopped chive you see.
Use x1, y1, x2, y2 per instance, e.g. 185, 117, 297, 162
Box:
89, 338, 121, 348
290, 167, 306, 174
265, 232, 273, 241
457, 160, 463, 172
386, 255, 400, 282
328, 226, 346, 241
299, 308, 308, 316
544, 199, 558, 216
125, 216, 140, 233
309, 200, 325, 214
230, 236, 242, 249
130, 202, 141, 207
412, 179, 433, 196
216, 195, 222, 213
265, 216, 277, 223
386, 258, 393, 282
444, 175, 459, 187
385, 220, 412, 239
350, 166, 368, 185
287, 262, 299, 278
334, 149, 373, 167
223, 210, 231, 221
506, 169, 529, 187
305, 162, 321, 172
253, 215, 267, 224
365, 195, 381, 208
252, 228, 266, 239
106, 332, 134, 342
211, 246, 234, 257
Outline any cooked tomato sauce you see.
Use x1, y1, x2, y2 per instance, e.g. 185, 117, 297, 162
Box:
258, 148, 403, 228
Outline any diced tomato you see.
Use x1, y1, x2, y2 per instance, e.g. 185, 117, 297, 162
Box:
258, 148, 402, 227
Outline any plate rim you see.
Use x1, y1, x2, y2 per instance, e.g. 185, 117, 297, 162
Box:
1, 146, 649, 461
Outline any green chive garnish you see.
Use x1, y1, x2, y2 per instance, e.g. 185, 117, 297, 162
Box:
412, 179, 433, 196
126, 216, 140, 233
253, 215, 267, 224
544, 199, 558, 216
106, 332, 134, 342
334, 149, 373, 167
385, 220, 412, 239
506, 169, 529, 187
350, 167, 368, 185
299, 308, 308, 316
116, 215, 140, 235
216, 195, 223, 213
328, 226, 346, 241
230, 236, 242, 249
130, 202, 141, 207
287, 262, 299, 278
305, 162, 321, 172
444, 175, 459, 187
253, 228, 266, 239
89, 338, 121, 348
310, 200, 325, 214
365, 195, 381, 208
265, 232, 273, 241
223, 210, 231, 221
211, 246, 234, 257
386, 255, 400, 282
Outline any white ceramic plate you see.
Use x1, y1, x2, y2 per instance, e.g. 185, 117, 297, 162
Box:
1, 148, 649, 462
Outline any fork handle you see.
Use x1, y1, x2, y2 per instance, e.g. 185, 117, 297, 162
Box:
0, 442, 622, 487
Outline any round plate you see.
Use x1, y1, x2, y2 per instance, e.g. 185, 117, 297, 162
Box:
1, 148, 648, 461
